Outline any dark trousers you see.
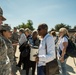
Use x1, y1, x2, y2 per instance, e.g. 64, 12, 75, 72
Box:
17, 52, 23, 67
18, 53, 30, 75
30, 61, 36, 75
23, 59, 30, 75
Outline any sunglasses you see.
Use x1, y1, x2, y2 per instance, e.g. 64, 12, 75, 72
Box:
37, 28, 42, 31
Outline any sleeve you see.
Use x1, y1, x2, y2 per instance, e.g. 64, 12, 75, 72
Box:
39, 36, 56, 63
10, 34, 14, 43
0, 37, 7, 60
19, 34, 27, 45
62, 37, 68, 43
28, 37, 33, 46
6, 41, 14, 65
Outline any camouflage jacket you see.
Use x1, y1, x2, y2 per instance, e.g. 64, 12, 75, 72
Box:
0, 36, 7, 65
0, 36, 11, 74
11, 32, 19, 43
2, 36, 14, 65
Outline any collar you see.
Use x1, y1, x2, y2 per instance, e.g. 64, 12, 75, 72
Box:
43, 33, 50, 40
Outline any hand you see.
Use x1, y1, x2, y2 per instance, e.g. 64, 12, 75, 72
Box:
35, 56, 39, 63
12, 43, 19, 46
59, 56, 64, 63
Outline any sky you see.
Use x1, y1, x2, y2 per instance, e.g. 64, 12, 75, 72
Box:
0, 0, 76, 30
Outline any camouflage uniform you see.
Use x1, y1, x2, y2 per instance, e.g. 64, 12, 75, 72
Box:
0, 7, 11, 75
0, 36, 11, 75
2, 36, 14, 65
1, 24, 14, 66
11, 28, 19, 44
11, 28, 19, 59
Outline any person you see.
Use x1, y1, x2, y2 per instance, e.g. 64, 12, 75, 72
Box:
25, 28, 33, 45
16, 28, 27, 68
0, 7, 11, 75
23, 28, 32, 75
11, 27, 19, 60
0, 24, 14, 75
36, 23, 56, 75
58, 27, 69, 75
30, 30, 40, 75
50, 31, 58, 44
32, 30, 40, 46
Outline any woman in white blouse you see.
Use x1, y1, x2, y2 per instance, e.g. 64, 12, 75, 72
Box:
58, 27, 69, 75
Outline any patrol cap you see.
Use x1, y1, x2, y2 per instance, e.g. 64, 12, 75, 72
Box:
1, 24, 11, 31
0, 7, 6, 21
14, 27, 17, 29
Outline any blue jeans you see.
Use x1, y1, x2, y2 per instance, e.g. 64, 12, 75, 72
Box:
37, 66, 46, 75
60, 60, 67, 75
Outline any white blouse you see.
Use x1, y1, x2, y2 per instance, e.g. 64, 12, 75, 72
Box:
19, 33, 27, 45
58, 37, 68, 51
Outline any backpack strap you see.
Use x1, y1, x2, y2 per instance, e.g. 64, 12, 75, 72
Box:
45, 35, 57, 58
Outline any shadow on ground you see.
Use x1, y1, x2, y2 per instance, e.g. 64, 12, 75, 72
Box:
66, 64, 76, 75
12, 58, 24, 75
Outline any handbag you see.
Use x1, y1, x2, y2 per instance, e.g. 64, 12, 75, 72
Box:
19, 41, 30, 57
45, 42, 59, 75
21, 48, 29, 57
19, 42, 27, 52
46, 58, 59, 75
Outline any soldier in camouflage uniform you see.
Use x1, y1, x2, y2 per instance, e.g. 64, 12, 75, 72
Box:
1, 24, 14, 75
0, 7, 11, 75
10, 27, 19, 60
0, 37, 11, 75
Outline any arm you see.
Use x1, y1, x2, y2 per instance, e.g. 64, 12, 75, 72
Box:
60, 37, 68, 62
0, 37, 7, 60
39, 36, 56, 63
61, 42, 68, 57
19, 34, 27, 45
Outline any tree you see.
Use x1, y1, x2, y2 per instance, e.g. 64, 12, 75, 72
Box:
55, 23, 71, 31
55, 23, 65, 31
66, 25, 71, 30
26, 20, 34, 30
16, 20, 34, 30
16, 23, 26, 29
73, 26, 76, 30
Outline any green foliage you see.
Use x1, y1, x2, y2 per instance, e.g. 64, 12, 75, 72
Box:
26, 20, 34, 30
16, 20, 34, 30
66, 25, 71, 30
73, 26, 76, 29
55, 23, 71, 31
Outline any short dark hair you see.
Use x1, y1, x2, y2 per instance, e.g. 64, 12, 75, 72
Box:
38, 23, 48, 30
14, 27, 17, 29
19, 28, 24, 33
51, 31, 56, 36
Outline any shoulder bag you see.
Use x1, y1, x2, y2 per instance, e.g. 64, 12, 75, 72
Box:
45, 41, 59, 75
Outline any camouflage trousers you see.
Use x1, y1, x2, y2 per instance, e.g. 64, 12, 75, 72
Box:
0, 62, 11, 75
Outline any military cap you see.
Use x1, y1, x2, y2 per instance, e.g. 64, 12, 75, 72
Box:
0, 7, 6, 21
14, 27, 17, 29
1, 24, 11, 31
